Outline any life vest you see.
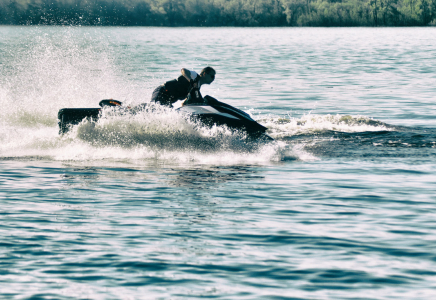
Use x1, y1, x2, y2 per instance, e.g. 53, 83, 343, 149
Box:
163, 75, 192, 101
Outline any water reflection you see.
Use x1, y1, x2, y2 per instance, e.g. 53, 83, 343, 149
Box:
161, 165, 265, 226
57, 162, 264, 190
166, 165, 264, 189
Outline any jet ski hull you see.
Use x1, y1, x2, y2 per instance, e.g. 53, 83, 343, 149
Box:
57, 97, 272, 140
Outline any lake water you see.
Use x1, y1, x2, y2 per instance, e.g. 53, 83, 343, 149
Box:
1, 26, 436, 299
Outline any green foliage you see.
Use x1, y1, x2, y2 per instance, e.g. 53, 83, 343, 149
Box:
0, 0, 435, 26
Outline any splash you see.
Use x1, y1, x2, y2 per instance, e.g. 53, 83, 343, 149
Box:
0, 26, 295, 165
0, 27, 135, 128
52, 104, 293, 164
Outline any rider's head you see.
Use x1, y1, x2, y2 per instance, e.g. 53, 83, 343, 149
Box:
200, 66, 216, 85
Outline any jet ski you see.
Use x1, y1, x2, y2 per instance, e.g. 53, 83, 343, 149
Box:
58, 96, 272, 140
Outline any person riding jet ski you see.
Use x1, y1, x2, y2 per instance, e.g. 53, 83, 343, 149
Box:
58, 65, 272, 139
151, 67, 216, 107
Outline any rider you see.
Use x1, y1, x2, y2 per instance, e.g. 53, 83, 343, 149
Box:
150, 67, 216, 107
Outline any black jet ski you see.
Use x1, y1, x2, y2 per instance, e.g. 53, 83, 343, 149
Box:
58, 96, 272, 140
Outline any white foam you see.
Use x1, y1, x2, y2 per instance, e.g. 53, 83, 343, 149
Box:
262, 113, 392, 138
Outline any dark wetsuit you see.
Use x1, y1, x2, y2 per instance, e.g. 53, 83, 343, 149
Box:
151, 75, 193, 107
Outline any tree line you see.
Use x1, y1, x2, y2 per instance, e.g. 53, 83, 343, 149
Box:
1, 0, 435, 26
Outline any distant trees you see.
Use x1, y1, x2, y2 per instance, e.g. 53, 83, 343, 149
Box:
0, 0, 435, 26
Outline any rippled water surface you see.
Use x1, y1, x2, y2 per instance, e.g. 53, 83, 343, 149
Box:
1, 27, 436, 299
